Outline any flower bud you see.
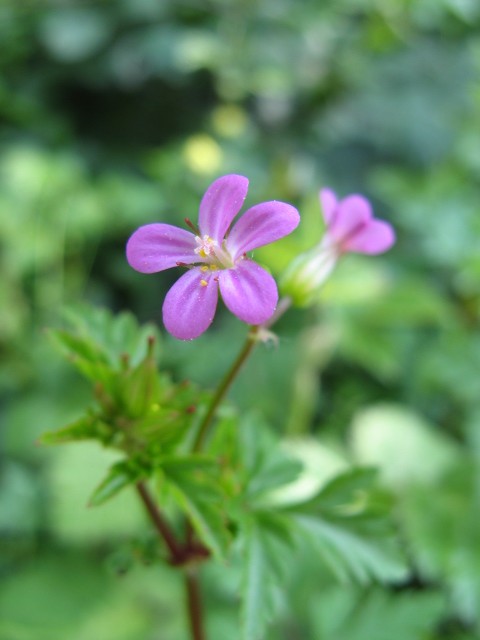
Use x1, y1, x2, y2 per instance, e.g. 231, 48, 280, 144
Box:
280, 238, 338, 307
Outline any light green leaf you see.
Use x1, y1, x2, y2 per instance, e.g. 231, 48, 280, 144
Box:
160, 460, 230, 560
287, 468, 408, 583
89, 461, 143, 506
238, 415, 303, 502
240, 513, 293, 640
40, 414, 105, 445
294, 514, 406, 584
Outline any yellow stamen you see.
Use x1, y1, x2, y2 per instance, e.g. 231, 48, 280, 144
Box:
200, 265, 209, 272
200, 279, 208, 287
209, 264, 218, 271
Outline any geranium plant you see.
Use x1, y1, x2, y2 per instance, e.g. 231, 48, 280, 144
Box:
43, 174, 402, 640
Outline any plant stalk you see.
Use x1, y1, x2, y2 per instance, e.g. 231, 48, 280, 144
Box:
185, 568, 206, 640
192, 297, 292, 452
136, 480, 184, 563
137, 297, 292, 640
192, 325, 259, 451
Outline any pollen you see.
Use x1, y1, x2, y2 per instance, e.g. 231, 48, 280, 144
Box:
200, 265, 209, 272
209, 264, 218, 271
200, 279, 208, 287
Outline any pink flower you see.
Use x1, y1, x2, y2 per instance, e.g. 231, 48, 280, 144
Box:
281, 188, 395, 306
320, 188, 395, 255
126, 174, 300, 340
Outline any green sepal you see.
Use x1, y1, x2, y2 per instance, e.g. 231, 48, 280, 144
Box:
118, 350, 161, 418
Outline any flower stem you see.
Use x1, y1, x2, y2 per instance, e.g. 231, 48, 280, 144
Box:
185, 568, 206, 640
193, 296, 292, 452
192, 325, 259, 451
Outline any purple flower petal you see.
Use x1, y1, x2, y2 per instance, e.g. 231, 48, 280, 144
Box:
198, 174, 249, 243
343, 219, 396, 254
162, 269, 219, 340
328, 195, 373, 246
126, 224, 197, 274
319, 188, 339, 225
226, 201, 300, 259
218, 260, 278, 325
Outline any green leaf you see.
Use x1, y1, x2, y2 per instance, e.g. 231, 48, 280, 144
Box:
240, 512, 294, 640
50, 328, 114, 386
40, 415, 105, 445
294, 514, 406, 584
238, 415, 303, 502
288, 469, 408, 583
159, 458, 230, 560
308, 586, 445, 640
89, 461, 143, 506
63, 306, 160, 368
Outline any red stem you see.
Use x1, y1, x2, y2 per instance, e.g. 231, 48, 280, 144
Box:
185, 569, 206, 640
136, 480, 184, 563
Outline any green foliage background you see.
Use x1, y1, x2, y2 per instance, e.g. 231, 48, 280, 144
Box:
1, 0, 479, 638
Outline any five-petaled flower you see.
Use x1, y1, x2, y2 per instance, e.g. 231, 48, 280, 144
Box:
320, 188, 395, 256
281, 188, 395, 306
126, 174, 300, 340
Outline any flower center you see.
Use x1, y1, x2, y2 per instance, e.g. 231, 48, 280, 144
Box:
194, 235, 217, 258
194, 234, 235, 269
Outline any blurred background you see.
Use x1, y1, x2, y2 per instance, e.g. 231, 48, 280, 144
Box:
1, 0, 480, 638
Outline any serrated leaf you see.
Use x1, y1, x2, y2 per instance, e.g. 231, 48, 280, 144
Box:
89, 461, 142, 506
247, 455, 303, 501
238, 415, 304, 502
294, 514, 406, 584
240, 513, 293, 640
352, 590, 445, 640
286, 468, 408, 584
40, 415, 104, 445
242, 519, 268, 640
160, 460, 230, 560
63, 306, 160, 367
